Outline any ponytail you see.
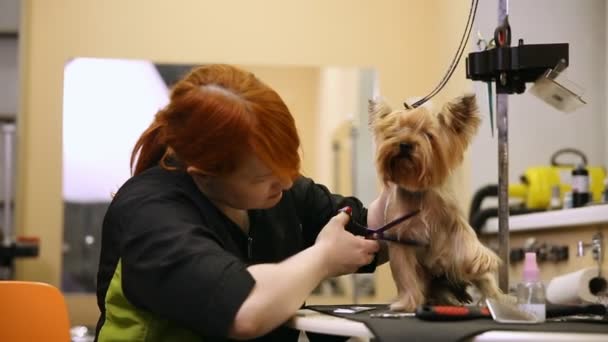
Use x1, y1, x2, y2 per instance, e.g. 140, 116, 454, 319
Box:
130, 113, 168, 176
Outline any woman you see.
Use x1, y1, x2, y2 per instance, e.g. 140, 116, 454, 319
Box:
95, 64, 386, 341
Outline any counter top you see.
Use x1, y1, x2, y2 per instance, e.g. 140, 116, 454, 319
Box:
483, 204, 608, 233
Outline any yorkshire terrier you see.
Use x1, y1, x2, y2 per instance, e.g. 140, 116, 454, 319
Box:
369, 94, 502, 312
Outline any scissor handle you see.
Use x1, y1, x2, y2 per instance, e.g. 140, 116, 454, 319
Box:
338, 207, 424, 246
494, 15, 511, 47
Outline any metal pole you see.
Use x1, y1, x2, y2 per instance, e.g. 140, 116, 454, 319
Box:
350, 123, 359, 304
496, 0, 510, 293
496, 92, 510, 293
2, 123, 15, 247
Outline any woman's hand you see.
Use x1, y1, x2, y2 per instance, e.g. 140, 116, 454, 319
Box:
367, 187, 389, 229
231, 210, 379, 339
230, 206, 383, 339
366, 188, 390, 265
314, 211, 380, 278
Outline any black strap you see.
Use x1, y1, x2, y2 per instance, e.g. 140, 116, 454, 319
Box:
550, 148, 588, 167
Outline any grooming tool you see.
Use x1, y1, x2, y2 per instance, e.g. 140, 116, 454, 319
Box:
332, 306, 377, 314
485, 298, 540, 324
476, 31, 495, 137
546, 303, 607, 319
338, 207, 427, 247
415, 305, 491, 321
369, 312, 415, 319
486, 82, 494, 137
529, 60, 586, 113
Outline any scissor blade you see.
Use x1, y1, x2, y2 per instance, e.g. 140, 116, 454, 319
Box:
366, 209, 420, 235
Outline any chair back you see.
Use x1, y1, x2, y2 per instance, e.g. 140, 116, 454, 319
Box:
0, 281, 71, 342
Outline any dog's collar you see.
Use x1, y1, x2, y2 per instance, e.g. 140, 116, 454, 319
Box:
398, 188, 427, 198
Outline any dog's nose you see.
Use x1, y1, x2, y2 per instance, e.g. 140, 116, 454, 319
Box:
399, 143, 413, 158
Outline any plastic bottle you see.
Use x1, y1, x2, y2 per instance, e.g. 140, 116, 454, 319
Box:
548, 185, 561, 210
562, 191, 573, 209
571, 164, 590, 207
516, 252, 546, 322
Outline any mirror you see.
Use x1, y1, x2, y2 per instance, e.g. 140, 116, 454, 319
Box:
61, 58, 380, 301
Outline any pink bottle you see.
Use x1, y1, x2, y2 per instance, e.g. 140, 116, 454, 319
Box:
516, 252, 546, 322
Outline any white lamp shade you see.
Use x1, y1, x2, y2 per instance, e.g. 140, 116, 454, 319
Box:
62, 58, 170, 202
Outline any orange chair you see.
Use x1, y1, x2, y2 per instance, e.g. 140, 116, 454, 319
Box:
0, 281, 71, 342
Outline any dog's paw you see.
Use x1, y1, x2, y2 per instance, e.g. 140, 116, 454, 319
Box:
390, 294, 421, 312
473, 272, 503, 300
389, 301, 407, 312
467, 248, 500, 276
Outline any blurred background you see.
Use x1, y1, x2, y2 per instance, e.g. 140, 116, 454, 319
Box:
0, 0, 606, 329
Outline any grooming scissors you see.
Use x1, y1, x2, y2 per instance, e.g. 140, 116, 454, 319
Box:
338, 207, 427, 247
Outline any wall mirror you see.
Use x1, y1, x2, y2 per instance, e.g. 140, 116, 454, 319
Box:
61, 57, 380, 302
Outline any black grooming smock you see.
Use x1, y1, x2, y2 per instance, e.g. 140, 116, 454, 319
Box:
95, 166, 376, 341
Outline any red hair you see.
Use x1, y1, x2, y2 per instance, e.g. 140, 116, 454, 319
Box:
131, 64, 301, 181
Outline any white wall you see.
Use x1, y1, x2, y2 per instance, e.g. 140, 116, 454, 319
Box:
470, 0, 607, 195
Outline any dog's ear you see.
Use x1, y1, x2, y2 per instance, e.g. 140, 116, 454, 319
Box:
368, 97, 392, 125
438, 94, 480, 134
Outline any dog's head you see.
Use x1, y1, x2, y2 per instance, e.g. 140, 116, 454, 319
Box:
369, 94, 480, 192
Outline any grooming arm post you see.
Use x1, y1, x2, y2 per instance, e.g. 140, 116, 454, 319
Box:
496, 93, 510, 292
466, 0, 572, 294
496, 0, 511, 294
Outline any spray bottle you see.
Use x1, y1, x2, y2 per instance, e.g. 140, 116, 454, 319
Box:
516, 252, 546, 322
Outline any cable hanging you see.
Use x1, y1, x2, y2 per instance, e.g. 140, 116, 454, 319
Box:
405, 0, 479, 109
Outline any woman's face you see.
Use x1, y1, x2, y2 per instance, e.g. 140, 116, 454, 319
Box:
189, 154, 294, 210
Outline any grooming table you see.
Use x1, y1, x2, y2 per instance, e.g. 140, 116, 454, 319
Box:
287, 304, 608, 342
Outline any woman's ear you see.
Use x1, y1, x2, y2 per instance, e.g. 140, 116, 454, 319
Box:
187, 166, 212, 189
186, 166, 197, 175
186, 166, 206, 177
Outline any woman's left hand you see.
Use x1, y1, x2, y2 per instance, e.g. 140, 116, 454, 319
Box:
367, 187, 388, 229
367, 187, 390, 265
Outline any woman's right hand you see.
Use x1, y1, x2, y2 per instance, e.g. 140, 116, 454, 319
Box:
231, 208, 379, 339
314, 210, 380, 278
